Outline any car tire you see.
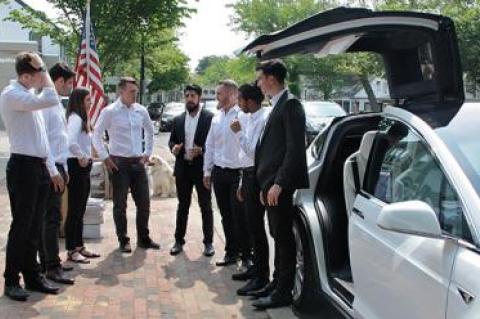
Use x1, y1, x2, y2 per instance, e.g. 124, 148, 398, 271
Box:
292, 217, 318, 310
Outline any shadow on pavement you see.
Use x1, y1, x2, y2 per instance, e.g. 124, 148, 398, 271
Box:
78, 248, 146, 286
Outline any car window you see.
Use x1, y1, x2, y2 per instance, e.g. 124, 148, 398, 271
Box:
366, 119, 472, 241
311, 126, 329, 159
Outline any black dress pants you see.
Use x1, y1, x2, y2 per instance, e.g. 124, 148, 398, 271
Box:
39, 164, 66, 270
242, 169, 269, 280
266, 189, 295, 296
111, 157, 150, 244
212, 166, 250, 258
174, 163, 213, 245
4, 154, 49, 285
65, 158, 92, 251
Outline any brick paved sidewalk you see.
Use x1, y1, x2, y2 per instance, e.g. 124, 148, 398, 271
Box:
0, 184, 271, 319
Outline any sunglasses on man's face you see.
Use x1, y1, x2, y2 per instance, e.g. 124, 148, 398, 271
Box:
29, 62, 46, 73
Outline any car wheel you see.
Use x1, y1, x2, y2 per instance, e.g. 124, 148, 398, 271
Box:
292, 217, 318, 310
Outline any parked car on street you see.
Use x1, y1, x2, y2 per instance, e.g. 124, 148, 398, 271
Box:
202, 100, 220, 114
303, 100, 346, 145
147, 102, 164, 122
159, 102, 184, 132
243, 7, 480, 319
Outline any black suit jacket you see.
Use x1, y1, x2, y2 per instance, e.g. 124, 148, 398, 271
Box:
255, 91, 309, 192
168, 108, 214, 178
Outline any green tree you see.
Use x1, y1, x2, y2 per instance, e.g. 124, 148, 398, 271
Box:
6, 0, 192, 75
195, 55, 229, 75
193, 55, 256, 87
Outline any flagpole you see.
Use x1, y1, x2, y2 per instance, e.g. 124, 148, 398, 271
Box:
85, 0, 91, 89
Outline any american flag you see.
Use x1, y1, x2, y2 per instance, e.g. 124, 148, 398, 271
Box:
74, 0, 106, 125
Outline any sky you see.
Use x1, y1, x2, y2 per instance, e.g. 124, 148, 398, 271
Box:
22, 0, 249, 71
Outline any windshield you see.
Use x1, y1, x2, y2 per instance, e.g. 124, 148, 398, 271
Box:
436, 103, 480, 196
303, 101, 346, 118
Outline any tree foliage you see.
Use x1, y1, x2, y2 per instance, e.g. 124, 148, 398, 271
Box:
6, 0, 192, 75
193, 55, 257, 87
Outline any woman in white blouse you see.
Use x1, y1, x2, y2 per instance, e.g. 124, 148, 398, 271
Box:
65, 87, 100, 263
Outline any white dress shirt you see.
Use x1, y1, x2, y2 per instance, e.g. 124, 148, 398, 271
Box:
184, 107, 201, 160
0, 81, 59, 159
93, 99, 154, 160
235, 107, 270, 166
270, 89, 287, 108
203, 105, 248, 176
258, 88, 288, 144
42, 102, 69, 176
67, 113, 92, 159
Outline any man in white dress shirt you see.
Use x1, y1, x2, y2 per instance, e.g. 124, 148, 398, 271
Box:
230, 83, 271, 295
203, 79, 251, 266
93, 77, 159, 253
0, 52, 61, 301
39, 63, 76, 285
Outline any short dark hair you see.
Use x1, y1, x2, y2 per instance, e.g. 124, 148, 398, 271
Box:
238, 83, 264, 105
49, 62, 76, 82
256, 59, 287, 84
15, 51, 40, 76
184, 84, 202, 96
118, 76, 137, 89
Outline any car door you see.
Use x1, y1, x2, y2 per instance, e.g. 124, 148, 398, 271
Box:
447, 242, 480, 319
348, 118, 469, 319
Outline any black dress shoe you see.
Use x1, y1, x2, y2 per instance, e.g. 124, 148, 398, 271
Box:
4, 284, 29, 301
119, 241, 132, 253
138, 238, 160, 250
25, 276, 60, 294
232, 266, 256, 281
170, 242, 183, 256
215, 254, 239, 267
237, 278, 269, 296
247, 280, 277, 298
252, 293, 292, 310
203, 243, 215, 257
46, 267, 75, 285
62, 264, 74, 272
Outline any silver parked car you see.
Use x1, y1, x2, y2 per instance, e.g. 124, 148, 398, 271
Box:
303, 100, 347, 145
243, 7, 480, 319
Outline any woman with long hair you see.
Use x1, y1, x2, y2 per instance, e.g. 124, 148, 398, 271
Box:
65, 87, 100, 263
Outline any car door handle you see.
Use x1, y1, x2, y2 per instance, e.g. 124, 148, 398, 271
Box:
458, 287, 475, 305
352, 208, 364, 219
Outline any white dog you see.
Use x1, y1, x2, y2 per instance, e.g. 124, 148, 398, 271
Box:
148, 155, 176, 198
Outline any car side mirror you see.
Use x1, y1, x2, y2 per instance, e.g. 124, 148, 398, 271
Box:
377, 200, 442, 238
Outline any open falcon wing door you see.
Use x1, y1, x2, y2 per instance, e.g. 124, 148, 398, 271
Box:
243, 7, 465, 126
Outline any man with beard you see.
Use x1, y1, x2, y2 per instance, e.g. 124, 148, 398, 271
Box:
169, 85, 215, 257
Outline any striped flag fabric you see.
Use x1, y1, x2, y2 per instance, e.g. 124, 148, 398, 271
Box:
74, 0, 106, 125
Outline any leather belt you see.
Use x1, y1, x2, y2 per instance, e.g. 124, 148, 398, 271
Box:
11, 153, 46, 164
111, 155, 142, 164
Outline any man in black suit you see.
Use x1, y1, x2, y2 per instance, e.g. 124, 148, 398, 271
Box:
252, 59, 309, 309
168, 85, 215, 257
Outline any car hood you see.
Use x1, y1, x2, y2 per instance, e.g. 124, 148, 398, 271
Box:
243, 7, 464, 127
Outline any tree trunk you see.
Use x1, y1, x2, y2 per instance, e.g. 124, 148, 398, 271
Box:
360, 74, 380, 112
